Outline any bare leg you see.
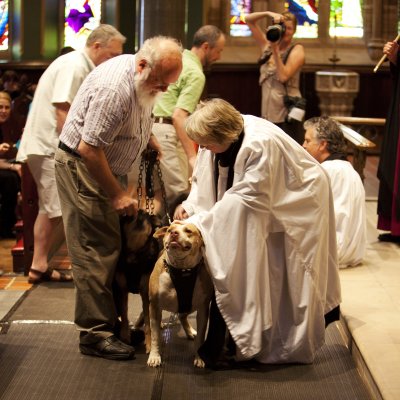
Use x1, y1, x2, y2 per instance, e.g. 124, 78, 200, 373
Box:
28, 214, 67, 281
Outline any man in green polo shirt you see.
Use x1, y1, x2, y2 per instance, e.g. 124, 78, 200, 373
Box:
152, 25, 225, 207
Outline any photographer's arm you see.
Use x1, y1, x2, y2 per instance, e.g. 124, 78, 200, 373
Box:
245, 11, 283, 51
272, 42, 305, 83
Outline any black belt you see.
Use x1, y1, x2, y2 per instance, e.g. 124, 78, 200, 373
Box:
59, 141, 81, 158
154, 116, 173, 125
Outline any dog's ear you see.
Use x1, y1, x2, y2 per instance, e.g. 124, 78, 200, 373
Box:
197, 229, 205, 249
153, 226, 169, 239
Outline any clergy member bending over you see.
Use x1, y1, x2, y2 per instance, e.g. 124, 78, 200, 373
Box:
174, 98, 341, 367
303, 116, 366, 268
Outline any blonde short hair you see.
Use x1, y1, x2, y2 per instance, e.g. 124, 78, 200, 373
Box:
283, 11, 298, 31
185, 98, 243, 145
86, 24, 126, 47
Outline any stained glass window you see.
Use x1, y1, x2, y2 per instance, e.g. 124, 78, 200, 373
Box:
0, 0, 8, 51
330, 0, 363, 38
286, 0, 363, 39
286, 0, 318, 39
64, 0, 102, 49
230, 0, 252, 37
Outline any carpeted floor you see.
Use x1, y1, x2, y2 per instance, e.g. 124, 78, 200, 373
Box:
0, 284, 372, 400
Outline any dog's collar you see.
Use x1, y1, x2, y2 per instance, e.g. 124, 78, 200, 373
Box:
163, 258, 202, 274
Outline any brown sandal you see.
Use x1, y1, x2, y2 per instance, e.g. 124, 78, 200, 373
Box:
28, 267, 73, 284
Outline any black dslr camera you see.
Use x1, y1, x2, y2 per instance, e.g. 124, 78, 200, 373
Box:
266, 22, 285, 42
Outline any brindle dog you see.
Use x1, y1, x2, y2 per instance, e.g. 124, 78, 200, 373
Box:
114, 210, 162, 352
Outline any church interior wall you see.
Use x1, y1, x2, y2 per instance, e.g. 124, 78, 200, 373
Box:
0, 0, 397, 123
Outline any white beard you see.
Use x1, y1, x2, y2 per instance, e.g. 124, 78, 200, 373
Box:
134, 69, 163, 109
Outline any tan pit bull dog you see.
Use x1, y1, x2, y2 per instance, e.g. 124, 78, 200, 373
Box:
147, 221, 213, 368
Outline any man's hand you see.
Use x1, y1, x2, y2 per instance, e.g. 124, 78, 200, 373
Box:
111, 194, 138, 217
384, 41, 399, 65
148, 134, 162, 160
78, 140, 137, 217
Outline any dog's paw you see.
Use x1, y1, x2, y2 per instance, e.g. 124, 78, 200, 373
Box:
147, 352, 162, 367
194, 355, 206, 368
184, 326, 197, 340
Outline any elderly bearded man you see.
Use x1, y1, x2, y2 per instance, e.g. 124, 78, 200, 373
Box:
55, 36, 183, 361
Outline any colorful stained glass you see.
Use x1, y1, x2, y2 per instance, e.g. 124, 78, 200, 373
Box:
286, 0, 318, 39
230, 0, 252, 37
0, 0, 8, 51
64, 0, 102, 49
286, 0, 363, 39
330, 0, 363, 38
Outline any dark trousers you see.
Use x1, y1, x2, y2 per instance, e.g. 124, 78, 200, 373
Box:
0, 169, 20, 236
198, 295, 235, 368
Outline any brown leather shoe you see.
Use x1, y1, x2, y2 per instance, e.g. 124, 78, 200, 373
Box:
79, 335, 135, 360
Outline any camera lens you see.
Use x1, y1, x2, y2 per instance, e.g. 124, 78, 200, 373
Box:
266, 24, 284, 42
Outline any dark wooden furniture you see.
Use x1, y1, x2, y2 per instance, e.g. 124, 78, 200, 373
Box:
11, 163, 38, 274
333, 116, 385, 181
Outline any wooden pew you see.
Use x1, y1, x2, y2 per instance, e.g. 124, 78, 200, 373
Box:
11, 163, 66, 274
11, 164, 38, 274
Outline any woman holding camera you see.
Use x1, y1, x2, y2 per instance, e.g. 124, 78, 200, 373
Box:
246, 11, 305, 144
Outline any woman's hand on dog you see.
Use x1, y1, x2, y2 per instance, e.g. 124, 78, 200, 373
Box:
112, 193, 138, 217
173, 204, 188, 220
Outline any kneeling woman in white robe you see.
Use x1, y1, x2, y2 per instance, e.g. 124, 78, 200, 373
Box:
174, 99, 341, 365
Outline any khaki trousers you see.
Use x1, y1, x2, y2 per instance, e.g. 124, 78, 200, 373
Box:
54, 148, 122, 344
152, 122, 190, 203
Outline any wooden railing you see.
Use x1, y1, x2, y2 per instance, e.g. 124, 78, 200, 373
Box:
332, 116, 385, 181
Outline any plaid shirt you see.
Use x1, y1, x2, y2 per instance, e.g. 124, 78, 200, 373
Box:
60, 54, 153, 176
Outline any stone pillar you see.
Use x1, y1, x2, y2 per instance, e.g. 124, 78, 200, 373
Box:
139, 0, 187, 46
315, 71, 360, 116
367, 0, 384, 61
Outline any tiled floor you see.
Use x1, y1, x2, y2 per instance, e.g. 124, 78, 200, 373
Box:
339, 200, 400, 400
0, 276, 32, 291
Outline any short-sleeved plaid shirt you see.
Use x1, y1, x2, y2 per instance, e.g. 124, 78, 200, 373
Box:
60, 54, 154, 176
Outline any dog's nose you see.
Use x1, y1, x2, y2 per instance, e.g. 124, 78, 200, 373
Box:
170, 230, 179, 238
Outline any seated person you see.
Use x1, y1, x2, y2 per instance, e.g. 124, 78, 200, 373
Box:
0, 70, 21, 101
303, 116, 366, 268
174, 99, 341, 367
0, 91, 24, 238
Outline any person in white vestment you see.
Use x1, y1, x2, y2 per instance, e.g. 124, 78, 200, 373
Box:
174, 99, 341, 367
303, 116, 366, 268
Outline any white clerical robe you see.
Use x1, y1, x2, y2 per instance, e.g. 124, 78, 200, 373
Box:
183, 115, 341, 364
322, 159, 366, 268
